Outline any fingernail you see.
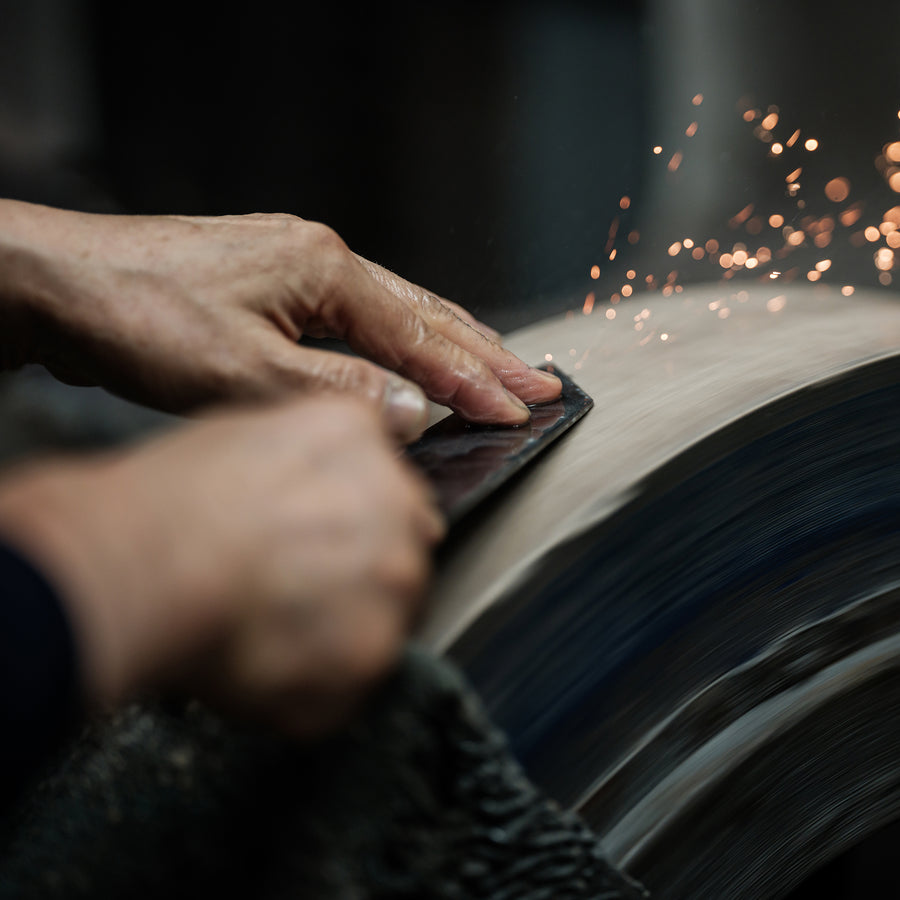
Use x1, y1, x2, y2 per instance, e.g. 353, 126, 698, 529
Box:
532, 367, 562, 384
504, 388, 531, 419
385, 379, 429, 441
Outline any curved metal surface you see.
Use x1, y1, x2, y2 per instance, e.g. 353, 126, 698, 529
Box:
421, 283, 900, 897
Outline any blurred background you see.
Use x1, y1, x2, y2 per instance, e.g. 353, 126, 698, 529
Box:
0, 0, 646, 333
4, 0, 898, 336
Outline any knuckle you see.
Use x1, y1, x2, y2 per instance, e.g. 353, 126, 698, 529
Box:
373, 543, 429, 598
318, 357, 389, 405
335, 606, 405, 687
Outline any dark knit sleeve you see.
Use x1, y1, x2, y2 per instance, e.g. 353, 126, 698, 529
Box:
0, 541, 82, 808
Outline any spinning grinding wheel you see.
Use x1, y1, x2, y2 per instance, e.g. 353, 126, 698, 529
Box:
422, 283, 900, 898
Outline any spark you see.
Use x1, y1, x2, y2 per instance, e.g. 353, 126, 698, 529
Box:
815, 259, 832, 271
769, 214, 784, 228
807, 270, 821, 281
605, 308, 616, 320
686, 122, 699, 137
786, 167, 803, 184
668, 152, 683, 172
730, 204, 755, 227
825, 177, 851, 202
786, 130, 801, 148
692, 93, 703, 106
865, 226, 881, 242
804, 138, 819, 151
653, 145, 663, 155
620, 196, 631, 210
771, 143, 784, 155
622, 284, 633, 297
761, 112, 779, 130
626, 269, 636, 279
609, 249, 617, 260
660, 333, 669, 341
668, 242, 682, 256
767, 295, 786, 312
583, 292, 595, 315
544, 353, 553, 362
874, 247, 895, 270
841, 285, 855, 296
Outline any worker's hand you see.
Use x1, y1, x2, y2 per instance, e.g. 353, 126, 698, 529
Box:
1, 200, 561, 441
0, 395, 443, 736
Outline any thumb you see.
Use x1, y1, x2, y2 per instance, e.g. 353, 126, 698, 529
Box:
266, 342, 429, 442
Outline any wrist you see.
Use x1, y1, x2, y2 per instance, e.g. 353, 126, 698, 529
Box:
0, 457, 155, 707
0, 199, 68, 370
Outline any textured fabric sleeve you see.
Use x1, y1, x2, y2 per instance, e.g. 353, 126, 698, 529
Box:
0, 541, 82, 809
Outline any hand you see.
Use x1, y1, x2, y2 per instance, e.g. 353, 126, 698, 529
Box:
0, 201, 562, 440
0, 395, 444, 735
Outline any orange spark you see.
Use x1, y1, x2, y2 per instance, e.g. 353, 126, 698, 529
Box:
825, 177, 851, 202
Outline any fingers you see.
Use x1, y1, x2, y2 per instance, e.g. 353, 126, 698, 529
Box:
306, 260, 538, 426
354, 254, 501, 341
351, 254, 562, 407
183, 395, 442, 735
254, 338, 431, 442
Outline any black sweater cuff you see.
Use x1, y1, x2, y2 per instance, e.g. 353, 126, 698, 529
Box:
0, 541, 82, 807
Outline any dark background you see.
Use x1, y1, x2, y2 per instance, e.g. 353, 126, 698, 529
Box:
0, 0, 646, 332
